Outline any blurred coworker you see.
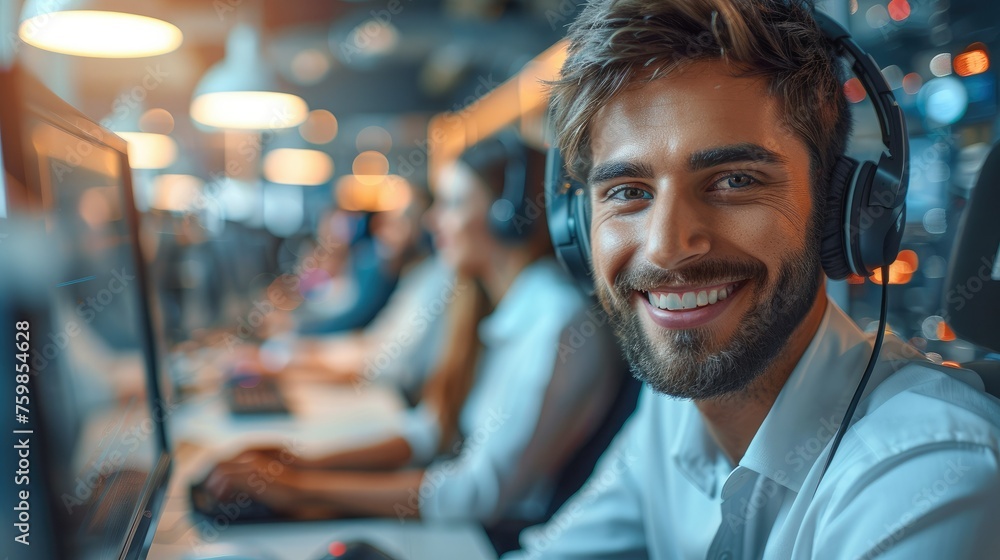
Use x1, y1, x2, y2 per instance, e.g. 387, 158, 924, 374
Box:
275, 189, 452, 397
204, 134, 622, 527
295, 202, 429, 334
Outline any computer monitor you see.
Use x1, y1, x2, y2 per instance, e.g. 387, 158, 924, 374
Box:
0, 65, 170, 560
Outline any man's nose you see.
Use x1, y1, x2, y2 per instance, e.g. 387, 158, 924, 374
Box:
643, 188, 711, 271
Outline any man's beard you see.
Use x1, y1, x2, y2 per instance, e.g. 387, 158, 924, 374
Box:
596, 240, 822, 401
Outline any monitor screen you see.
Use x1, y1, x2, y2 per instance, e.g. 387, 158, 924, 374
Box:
31, 116, 163, 559
0, 66, 169, 560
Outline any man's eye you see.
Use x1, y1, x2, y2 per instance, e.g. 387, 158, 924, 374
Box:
717, 174, 757, 189
608, 186, 652, 200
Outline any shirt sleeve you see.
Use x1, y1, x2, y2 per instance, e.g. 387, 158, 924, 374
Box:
398, 403, 442, 465
812, 445, 1000, 559
503, 398, 650, 560
417, 317, 565, 522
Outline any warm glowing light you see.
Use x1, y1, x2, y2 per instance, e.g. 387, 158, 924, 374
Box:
263, 149, 334, 186
846, 274, 867, 285
152, 174, 204, 212
844, 77, 867, 103
78, 187, 119, 227
870, 249, 918, 285
887, 0, 910, 22
139, 108, 175, 134
19, 11, 182, 58
941, 360, 961, 368
954, 44, 990, 77
902, 72, 923, 95
930, 53, 952, 77
937, 321, 956, 342
117, 132, 178, 170
191, 92, 309, 130
290, 49, 330, 85
352, 151, 390, 183
328, 542, 347, 557
346, 19, 399, 57
299, 110, 339, 144
356, 126, 393, 153
336, 175, 411, 212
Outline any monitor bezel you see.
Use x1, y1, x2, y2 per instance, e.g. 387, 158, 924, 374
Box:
3, 64, 172, 560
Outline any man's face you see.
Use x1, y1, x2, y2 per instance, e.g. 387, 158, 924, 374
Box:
588, 61, 824, 401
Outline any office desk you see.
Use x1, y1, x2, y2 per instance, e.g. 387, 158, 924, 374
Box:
147, 379, 497, 560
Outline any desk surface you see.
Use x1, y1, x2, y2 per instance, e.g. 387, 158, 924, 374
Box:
147, 375, 497, 560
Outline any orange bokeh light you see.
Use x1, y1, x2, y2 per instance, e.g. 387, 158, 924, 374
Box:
844, 77, 867, 103
888, 0, 911, 21
954, 43, 990, 77
870, 250, 918, 285
902, 72, 923, 95
937, 321, 957, 342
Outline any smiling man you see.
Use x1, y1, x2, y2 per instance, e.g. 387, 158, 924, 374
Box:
504, 1, 1000, 559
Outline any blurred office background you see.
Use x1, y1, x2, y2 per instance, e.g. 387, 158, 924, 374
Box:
3, 0, 998, 370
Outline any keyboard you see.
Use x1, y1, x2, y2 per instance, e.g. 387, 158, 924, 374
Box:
224, 376, 291, 415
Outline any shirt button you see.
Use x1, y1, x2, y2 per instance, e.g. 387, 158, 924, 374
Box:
718, 552, 733, 560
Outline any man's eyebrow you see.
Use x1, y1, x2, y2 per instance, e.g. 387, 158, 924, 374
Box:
688, 143, 787, 171
587, 161, 655, 185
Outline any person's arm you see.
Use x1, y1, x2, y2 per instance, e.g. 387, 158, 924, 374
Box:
503, 414, 650, 560
299, 436, 413, 470
227, 435, 414, 471
496, 306, 625, 517
203, 452, 426, 519
812, 445, 1000, 558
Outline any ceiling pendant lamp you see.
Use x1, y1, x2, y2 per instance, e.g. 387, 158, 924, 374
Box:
18, 0, 182, 58
190, 24, 308, 131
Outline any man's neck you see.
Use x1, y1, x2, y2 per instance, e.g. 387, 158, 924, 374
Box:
695, 286, 829, 466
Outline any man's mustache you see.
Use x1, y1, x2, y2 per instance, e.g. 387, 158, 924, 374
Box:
611, 258, 768, 299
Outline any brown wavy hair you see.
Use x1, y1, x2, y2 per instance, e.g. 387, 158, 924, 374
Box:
548, 0, 852, 209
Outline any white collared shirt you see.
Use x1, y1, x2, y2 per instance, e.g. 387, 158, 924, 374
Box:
506, 300, 1000, 559
400, 258, 596, 522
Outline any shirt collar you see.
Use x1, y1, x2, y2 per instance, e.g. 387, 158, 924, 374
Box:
670, 299, 876, 497
739, 299, 874, 493
478, 257, 564, 344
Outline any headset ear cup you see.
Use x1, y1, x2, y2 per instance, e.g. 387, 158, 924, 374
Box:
820, 157, 859, 280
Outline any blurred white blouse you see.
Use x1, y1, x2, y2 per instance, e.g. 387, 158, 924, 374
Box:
399, 257, 617, 522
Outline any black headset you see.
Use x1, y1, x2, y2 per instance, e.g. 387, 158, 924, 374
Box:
488, 131, 533, 242
545, 11, 909, 293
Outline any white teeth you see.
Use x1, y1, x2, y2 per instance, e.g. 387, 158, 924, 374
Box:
680, 292, 696, 309
647, 283, 738, 311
